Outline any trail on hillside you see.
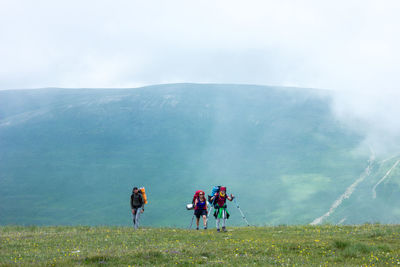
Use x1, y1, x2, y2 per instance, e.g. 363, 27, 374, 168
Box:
310, 151, 375, 225
372, 159, 400, 199
379, 154, 400, 164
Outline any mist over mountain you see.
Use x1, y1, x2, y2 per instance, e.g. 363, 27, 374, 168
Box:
1, 84, 399, 227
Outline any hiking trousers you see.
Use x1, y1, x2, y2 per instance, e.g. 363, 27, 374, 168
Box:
132, 207, 142, 229
216, 209, 227, 229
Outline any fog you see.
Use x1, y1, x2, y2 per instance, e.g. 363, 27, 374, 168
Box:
1, 0, 400, 154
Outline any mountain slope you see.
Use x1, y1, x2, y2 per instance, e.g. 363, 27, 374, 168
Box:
1, 83, 392, 226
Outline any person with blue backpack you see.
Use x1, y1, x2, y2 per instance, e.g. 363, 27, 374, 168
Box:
210, 186, 234, 232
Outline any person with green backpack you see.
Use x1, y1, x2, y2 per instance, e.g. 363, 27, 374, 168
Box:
210, 186, 234, 232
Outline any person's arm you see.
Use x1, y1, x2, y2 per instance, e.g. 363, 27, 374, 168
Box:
227, 194, 234, 201
194, 198, 199, 207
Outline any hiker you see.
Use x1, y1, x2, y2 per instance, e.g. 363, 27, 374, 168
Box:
210, 186, 234, 232
130, 187, 144, 229
193, 190, 208, 230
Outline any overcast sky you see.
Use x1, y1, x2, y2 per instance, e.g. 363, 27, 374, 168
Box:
1, 0, 400, 152
0, 0, 398, 90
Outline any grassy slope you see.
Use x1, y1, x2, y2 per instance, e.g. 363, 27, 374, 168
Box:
328, 156, 400, 225
0, 84, 372, 227
1, 225, 400, 266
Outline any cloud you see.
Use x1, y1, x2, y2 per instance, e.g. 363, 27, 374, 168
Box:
1, 0, 397, 89
1, 0, 400, 153
332, 88, 400, 155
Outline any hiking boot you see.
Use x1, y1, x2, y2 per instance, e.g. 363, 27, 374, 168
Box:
196, 227, 199, 230
222, 227, 227, 232
204, 226, 207, 230
217, 228, 220, 232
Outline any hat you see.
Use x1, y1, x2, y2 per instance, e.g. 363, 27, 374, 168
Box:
220, 186, 226, 191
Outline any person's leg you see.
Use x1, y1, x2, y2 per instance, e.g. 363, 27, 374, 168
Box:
132, 208, 137, 226
222, 209, 227, 231
134, 210, 139, 229
216, 217, 220, 231
194, 210, 200, 230
202, 215, 207, 229
135, 208, 142, 229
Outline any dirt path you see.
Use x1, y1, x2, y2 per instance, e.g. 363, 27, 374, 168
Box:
310, 151, 375, 225
372, 159, 400, 199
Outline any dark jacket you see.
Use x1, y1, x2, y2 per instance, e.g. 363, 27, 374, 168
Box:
130, 193, 144, 209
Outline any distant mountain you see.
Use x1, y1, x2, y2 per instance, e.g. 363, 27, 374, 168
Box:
0, 83, 399, 226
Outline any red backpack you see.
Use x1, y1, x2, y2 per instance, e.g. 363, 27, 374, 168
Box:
186, 190, 206, 210
192, 190, 204, 204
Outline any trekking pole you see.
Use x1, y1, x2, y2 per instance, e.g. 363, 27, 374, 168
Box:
233, 198, 250, 226
206, 205, 213, 228
188, 214, 195, 229
207, 205, 213, 218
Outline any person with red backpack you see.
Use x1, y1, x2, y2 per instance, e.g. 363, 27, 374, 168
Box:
193, 190, 208, 230
210, 186, 234, 232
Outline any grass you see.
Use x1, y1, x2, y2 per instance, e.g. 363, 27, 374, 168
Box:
1, 224, 400, 266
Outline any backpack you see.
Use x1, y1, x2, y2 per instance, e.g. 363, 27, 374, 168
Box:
186, 190, 204, 210
139, 187, 148, 204
208, 185, 221, 206
192, 190, 204, 204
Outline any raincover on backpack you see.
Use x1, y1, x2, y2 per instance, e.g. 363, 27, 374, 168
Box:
139, 187, 148, 204
208, 186, 221, 207
193, 190, 204, 203
187, 190, 204, 210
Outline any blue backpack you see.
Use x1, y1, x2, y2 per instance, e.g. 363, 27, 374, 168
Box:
208, 186, 221, 207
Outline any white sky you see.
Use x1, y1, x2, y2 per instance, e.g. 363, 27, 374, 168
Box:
1, 0, 400, 152
1, 0, 399, 90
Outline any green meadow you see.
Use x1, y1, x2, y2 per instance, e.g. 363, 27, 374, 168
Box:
1, 84, 381, 227
1, 225, 400, 266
